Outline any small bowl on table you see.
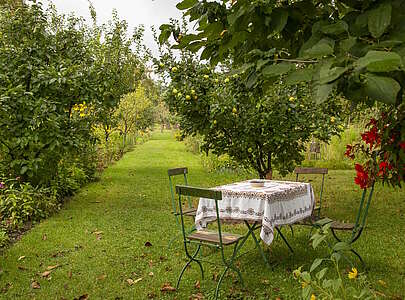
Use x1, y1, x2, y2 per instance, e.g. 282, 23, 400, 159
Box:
250, 180, 265, 188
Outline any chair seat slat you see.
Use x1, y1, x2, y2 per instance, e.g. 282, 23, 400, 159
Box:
187, 230, 243, 245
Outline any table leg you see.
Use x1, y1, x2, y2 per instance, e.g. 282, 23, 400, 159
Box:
275, 226, 294, 253
243, 221, 271, 269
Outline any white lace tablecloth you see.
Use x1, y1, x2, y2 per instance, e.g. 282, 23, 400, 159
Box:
195, 180, 314, 245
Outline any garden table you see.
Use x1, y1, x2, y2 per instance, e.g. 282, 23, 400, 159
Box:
195, 180, 315, 251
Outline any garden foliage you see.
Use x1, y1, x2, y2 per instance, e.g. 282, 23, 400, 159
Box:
0, 1, 156, 243
157, 37, 343, 178
163, 0, 405, 106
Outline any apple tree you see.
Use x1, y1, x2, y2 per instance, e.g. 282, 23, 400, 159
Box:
158, 55, 343, 178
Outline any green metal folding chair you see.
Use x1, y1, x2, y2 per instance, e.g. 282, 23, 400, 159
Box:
167, 167, 196, 248
295, 167, 328, 221
322, 183, 375, 269
175, 185, 247, 299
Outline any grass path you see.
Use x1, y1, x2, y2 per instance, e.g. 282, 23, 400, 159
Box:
0, 131, 404, 299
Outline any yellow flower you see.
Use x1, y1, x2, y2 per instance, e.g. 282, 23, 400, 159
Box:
310, 294, 316, 300
301, 281, 308, 288
348, 267, 358, 279
289, 96, 295, 102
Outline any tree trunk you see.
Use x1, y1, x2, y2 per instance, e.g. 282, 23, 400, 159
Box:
265, 170, 273, 180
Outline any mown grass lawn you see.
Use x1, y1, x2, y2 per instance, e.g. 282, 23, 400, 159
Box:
0, 131, 404, 299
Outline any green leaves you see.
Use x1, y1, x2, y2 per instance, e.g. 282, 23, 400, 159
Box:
321, 21, 348, 35
303, 38, 335, 58
356, 50, 402, 72
176, 0, 198, 10
285, 69, 314, 85
270, 8, 288, 33
368, 2, 392, 39
314, 83, 335, 104
364, 74, 400, 104
262, 62, 295, 78
319, 63, 347, 84
310, 258, 323, 272
158, 24, 173, 44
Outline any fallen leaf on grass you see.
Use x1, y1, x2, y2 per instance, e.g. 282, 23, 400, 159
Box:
74, 294, 89, 300
94, 232, 103, 240
18, 265, 28, 271
18, 256, 26, 261
68, 270, 72, 279
97, 274, 107, 281
134, 278, 143, 284
148, 260, 153, 268
42, 234, 47, 241
194, 280, 200, 289
378, 279, 387, 287
147, 292, 156, 298
189, 293, 204, 300
2, 283, 12, 293
41, 270, 52, 278
144, 241, 152, 247
148, 272, 154, 277
47, 265, 60, 270
31, 281, 40, 289
127, 278, 142, 286
160, 283, 176, 292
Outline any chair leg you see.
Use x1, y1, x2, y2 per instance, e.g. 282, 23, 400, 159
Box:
176, 244, 203, 290
275, 227, 294, 253
289, 225, 294, 237
214, 266, 229, 299
330, 229, 366, 270
228, 241, 244, 286
351, 248, 366, 270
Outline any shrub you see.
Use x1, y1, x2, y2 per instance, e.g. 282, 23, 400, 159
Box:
0, 179, 59, 230
0, 228, 9, 247
51, 161, 88, 198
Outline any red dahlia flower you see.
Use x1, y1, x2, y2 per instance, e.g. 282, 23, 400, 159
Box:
377, 161, 393, 177
354, 163, 370, 189
361, 126, 380, 150
344, 144, 355, 159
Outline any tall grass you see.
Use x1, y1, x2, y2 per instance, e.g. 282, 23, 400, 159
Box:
302, 124, 365, 170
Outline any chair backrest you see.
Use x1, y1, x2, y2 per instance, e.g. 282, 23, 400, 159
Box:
351, 183, 375, 242
168, 168, 191, 225
176, 185, 224, 246
294, 167, 328, 218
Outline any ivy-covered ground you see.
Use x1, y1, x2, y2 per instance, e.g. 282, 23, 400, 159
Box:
0, 131, 404, 299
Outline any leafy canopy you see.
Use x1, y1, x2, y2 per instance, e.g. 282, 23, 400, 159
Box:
161, 0, 405, 105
